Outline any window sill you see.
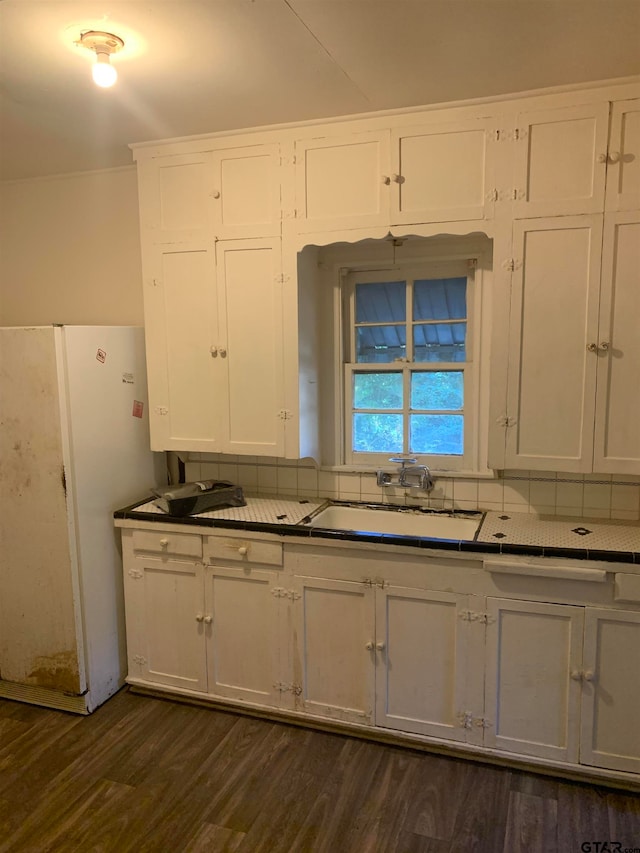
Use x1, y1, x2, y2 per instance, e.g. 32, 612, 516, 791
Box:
320, 464, 499, 480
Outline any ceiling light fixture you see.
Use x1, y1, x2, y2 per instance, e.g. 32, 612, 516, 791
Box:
78, 31, 124, 88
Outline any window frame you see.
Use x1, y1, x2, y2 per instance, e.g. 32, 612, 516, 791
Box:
341, 257, 482, 471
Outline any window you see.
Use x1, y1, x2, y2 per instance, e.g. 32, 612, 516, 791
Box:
343, 259, 478, 470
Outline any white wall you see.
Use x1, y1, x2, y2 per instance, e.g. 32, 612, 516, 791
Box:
0, 167, 144, 326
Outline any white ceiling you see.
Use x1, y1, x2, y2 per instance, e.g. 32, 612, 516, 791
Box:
1, 0, 639, 181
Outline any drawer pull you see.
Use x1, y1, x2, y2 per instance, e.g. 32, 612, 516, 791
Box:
204, 615, 213, 624
365, 641, 374, 650
376, 642, 385, 651
483, 560, 607, 583
195, 613, 204, 622
160, 538, 169, 549
238, 546, 248, 556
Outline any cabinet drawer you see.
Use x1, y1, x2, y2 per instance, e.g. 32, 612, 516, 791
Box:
132, 529, 203, 560
204, 535, 283, 567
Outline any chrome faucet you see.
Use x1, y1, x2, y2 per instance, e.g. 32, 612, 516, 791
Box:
376, 457, 435, 492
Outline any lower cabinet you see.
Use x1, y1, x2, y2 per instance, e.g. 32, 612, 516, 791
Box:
484, 598, 640, 775
119, 525, 640, 785
124, 554, 283, 707
290, 574, 485, 744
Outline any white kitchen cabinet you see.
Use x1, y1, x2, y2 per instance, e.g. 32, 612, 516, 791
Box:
123, 529, 284, 706
593, 212, 640, 473
290, 575, 375, 724
125, 556, 208, 692
290, 571, 481, 741
484, 598, 585, 763
204, 565, 282, 707
390, 118, 494, 225
137, 144, 281, 243
294, 131, 391, 232
605, 99, 640, 212
580, 608, 640, 775
512, 102, 609, 217
375, 586, 483, 744
294, 119, 494, 233
143, 237, 286, 455
501, 215, 603, 472
498, 209, 640, 474
485, 598, 640, 775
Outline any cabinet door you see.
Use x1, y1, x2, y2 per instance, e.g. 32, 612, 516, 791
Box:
215, 238, 286, 456
512, 103, 609, 217
375, 587, 482, 744
484, 598, 584, 763
126, 559, 207, 692
503, 215, 603, 472
204, 566, 280, 707
291, 575, 375, 724
294, 131, 391, 232
593, 212, 640, 474
391, 119, 494, 225
605, 99, 640, 212
580, 608, 640, 775
137, 153, 216, 245
143, 244, 222, 452
211, 144, 281, 239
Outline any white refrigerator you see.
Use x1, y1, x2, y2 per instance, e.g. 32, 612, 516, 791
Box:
0, 325, 164, 713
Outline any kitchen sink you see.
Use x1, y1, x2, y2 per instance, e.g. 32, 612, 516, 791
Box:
306, 504, 482, 540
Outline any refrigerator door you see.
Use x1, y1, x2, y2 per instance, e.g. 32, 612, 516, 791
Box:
60, 326, 163, 710
0, 326, 86, 696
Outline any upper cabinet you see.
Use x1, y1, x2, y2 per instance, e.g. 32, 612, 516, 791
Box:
294, 131, 391, 232
294, 118, 494, 233
605, 99, 640, 212
512, 103, 610, 218
391, 118, 494, 225
138, 144, 281, 243
142, 237, 286, 455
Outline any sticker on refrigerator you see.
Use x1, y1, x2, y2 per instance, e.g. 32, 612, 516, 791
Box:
96, 348, 107, 363
132, 400, 144, 418
122, 372, 134, 384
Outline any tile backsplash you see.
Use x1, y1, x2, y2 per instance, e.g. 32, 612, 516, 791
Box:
184, 455, 640, 522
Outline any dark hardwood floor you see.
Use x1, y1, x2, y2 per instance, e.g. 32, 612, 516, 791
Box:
0, 688, 638, 852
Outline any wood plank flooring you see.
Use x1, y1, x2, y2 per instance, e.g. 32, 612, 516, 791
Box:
0, 688, 638, 852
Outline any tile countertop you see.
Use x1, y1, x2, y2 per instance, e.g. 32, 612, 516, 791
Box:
114, 496, 640, 565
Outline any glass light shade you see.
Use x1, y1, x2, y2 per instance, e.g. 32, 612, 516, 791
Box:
92, 54, 117, 88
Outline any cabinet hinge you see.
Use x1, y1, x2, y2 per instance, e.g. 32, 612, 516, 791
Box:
510, 188, 525, 201
486, 189, 499, 202
457, 710, 474, 729
150, 278, 160, 288
128, 568, 143, 579
271, 586, 301, 600
460, 610, 495, 624
274, 681, 302, 695
154, 406, 169, 416
275, 273, 290, 284
513, 127, 528, 141
474, 716, 493, 728
496, 415, 517, 428
278, 409, 293, 420
132, 654, 147, 665
502, 258, 521, 272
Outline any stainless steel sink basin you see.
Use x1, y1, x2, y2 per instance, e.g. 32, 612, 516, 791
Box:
306, 505, 482, 540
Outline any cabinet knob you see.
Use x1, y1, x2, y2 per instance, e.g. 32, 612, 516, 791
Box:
160, 538, 169, 548
381, 175, 391, 185
204, 615, 213, 624
598, 341, 610, 352
392, 174, 404, 184
210, 345, 218, 357
583, 669, 595, 682
596, 153, 607, 164
570, 669, 583, 681
238, 545, 248, 556
219, 347, 227, 358
211, 190, 221, 199
586, 342, 598, 352
608, 151, 621, 164
365, 641, 374, 650
195, 613, 204, 622
376, 642, 385, 651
